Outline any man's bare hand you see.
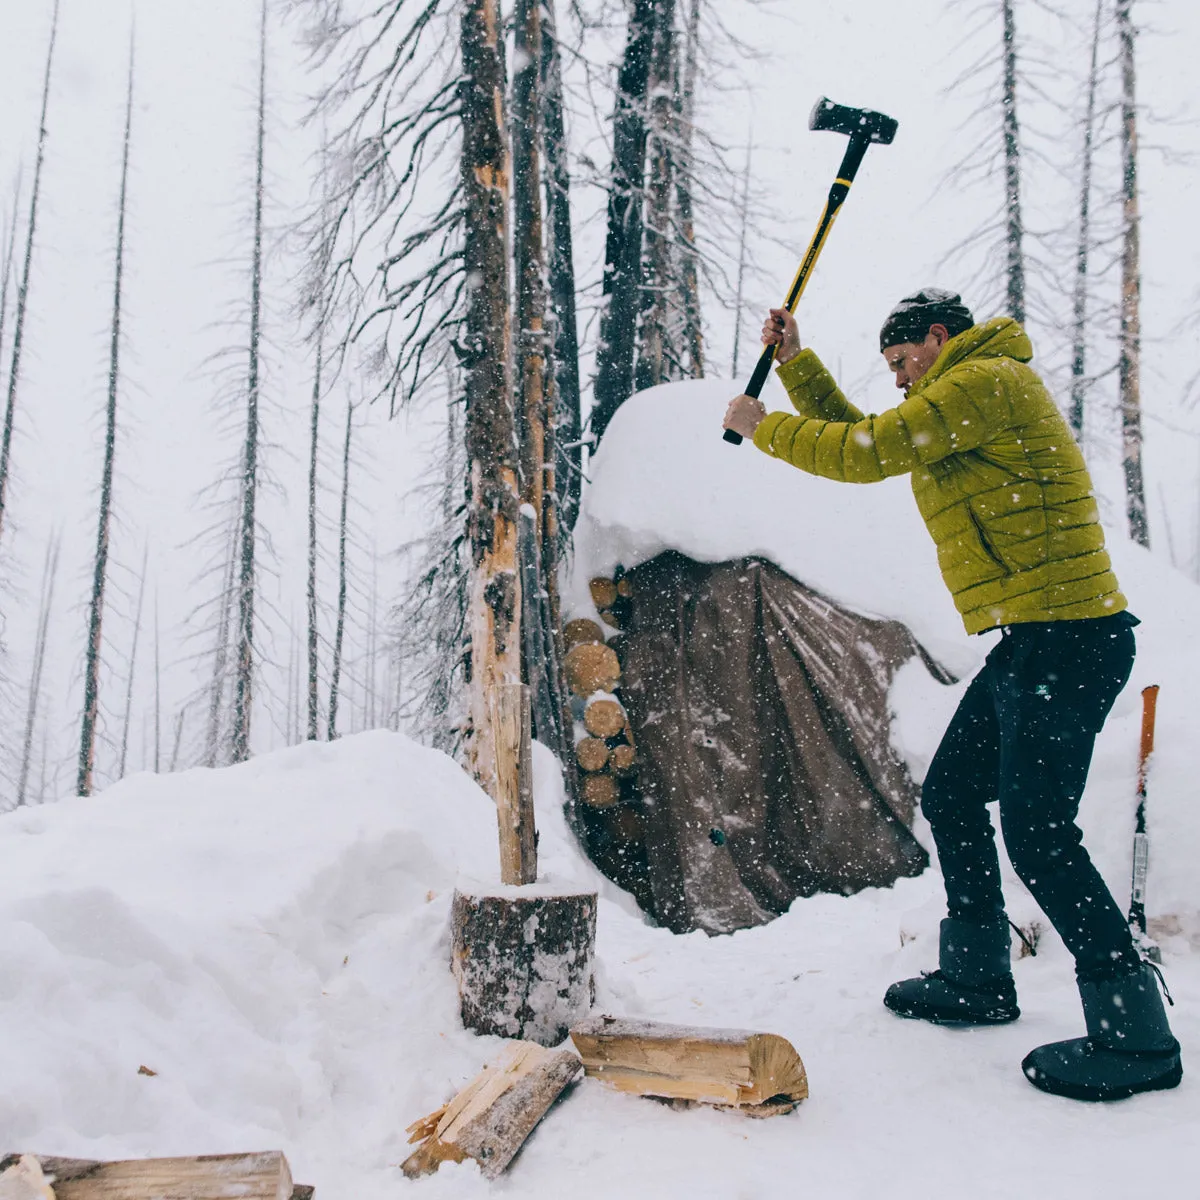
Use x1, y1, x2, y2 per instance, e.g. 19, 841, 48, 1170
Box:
723, 393, 767, 440
763, 307, 802, 364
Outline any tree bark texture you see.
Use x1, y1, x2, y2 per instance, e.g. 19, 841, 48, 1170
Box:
634, 0, 677, 393
232, 0, 268, 762
491, 681, 537, 885
78, 40, 133, 797
673, 0, 703, 377
462, 0, 521, 801
591, 0, 657, 443
1001, 0, 1025, 325
450, 888, 597, 1045
327, 399, 352, 740
0, 0, 59, 542
18, 536, 59, 807
1069, 0, 1103, 442
1117, 0, 1149, 548
306, 334, 322, 740
540, 0, 583, 535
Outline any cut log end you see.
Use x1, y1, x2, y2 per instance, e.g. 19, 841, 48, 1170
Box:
563, 618, 606, 651
588, 577, 619, 609
580, 772, 619, 809
583, 696, 625, 739
575, 737, 611, 773
564, 642, 621, 697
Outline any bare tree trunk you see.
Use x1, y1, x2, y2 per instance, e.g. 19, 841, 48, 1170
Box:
205, 530, 237, 767
634, 0, 677, 393
0, 0, 59, 541
731, 136, 752, 377
78, 37, 134, 798
673, 0, 703, 377
306, 327, 323, 741
1068, 0, 1103, 442
170, 706, 187, 772
0, 176, 21, 370
153, 595, 161, 772
118, 544, 149, 779
232, 0, 268, 762
19, 535, 60, 806
591, 0, 657, 443
1002, 0, 1025, 325
462, 0, 521, 797
1117, 0, 1149, 547
540, 0, 582, 535
327, 399, 352, 741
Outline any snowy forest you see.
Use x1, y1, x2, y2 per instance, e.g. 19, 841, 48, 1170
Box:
0, 0, 1196, 806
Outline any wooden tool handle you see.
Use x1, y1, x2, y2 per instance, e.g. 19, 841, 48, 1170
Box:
1137, 684, 1159, 795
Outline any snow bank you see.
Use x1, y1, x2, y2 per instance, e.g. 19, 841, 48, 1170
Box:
0, 729, 1197, 1196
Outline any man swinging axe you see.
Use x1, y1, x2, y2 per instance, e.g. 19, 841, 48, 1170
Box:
723, 287, 1182, 1101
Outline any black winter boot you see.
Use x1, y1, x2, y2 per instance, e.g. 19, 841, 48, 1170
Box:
884, 917, 1020, 1026
1022, 963, 1182, 1101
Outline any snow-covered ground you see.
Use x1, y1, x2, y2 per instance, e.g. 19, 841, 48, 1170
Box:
4, 380, 1198, 1195
1, 728, 1195, 1198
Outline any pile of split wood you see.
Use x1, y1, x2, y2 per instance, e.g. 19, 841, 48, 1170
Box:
404, 1017, 808, 1180
565, 571, 639, 819
0, 1151, 312, 1199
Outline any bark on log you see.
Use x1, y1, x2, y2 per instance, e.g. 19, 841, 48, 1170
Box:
588, 577, 618, 609
564, 642, 621, 697
8, 1152, 299, 1199
451, 888, 597, 1045
580, 772, 619, 809
491, 682, 537, 885
403, 1041, 581, 1180
575, 737, 611, 773
563, 618, 605, 652
583, 696, 625, 738
570, 1016, 807, 1114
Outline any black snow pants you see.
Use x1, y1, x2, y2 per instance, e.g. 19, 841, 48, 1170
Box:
920, 612, 1139, 979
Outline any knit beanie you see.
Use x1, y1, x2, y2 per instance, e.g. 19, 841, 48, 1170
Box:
879, 288, 975, 352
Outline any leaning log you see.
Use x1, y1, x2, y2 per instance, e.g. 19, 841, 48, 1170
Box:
451, 888, 597, 1044
569, 1016, 808, 1114
403, 1041, 581, 1180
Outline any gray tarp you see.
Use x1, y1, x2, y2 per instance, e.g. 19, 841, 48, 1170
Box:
617, 552, 938, 935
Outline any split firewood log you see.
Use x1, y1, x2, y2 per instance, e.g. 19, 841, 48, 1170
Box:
403, 1041, 582, 1180
4, 1152, 303, 1199
609, 743, 637, 777
563, 618, 605, 652
0, 1156, 54, 1200
563, 642, 621, 697
580, 772, 619, 809
583, 696, 625, 739
570, 1016, 808, 1115
575, 737, 611, 774
588, 577, 618, 610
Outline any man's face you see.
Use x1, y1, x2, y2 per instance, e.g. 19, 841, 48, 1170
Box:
882, 325, 949, 395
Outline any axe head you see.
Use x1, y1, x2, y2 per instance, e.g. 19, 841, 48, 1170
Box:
809, 97, 898, 146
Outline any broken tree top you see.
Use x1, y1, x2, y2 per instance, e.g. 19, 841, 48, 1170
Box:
570, 1016, 808, 1113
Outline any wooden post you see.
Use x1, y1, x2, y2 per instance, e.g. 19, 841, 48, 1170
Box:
491, 681, 536, 885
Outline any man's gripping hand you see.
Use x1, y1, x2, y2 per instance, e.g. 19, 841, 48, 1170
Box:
723, 393, 768, 440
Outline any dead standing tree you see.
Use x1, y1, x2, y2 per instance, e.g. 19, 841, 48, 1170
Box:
1116, 0, 1148, 547
78, 35, 135, 797
232, 0, 270, 762
460, 0, 522, 795
0, 0, 59, 542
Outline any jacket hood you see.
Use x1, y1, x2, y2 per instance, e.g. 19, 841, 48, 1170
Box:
915, 317, 1033, 393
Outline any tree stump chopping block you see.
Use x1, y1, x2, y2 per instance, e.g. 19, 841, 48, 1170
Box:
451, 888, 597, 1046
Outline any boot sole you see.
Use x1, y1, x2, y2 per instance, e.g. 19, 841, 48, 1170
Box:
1023, 1059, 1183, 1102
885, 1000, 1020, 1027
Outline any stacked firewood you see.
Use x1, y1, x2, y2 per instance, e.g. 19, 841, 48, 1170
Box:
564, 572, 639, 814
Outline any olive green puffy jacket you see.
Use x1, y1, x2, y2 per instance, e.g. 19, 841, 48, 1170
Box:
752, 318, 1127, 635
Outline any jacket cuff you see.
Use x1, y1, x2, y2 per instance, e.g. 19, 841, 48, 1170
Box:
776, 348, 828, 397
753, 411, 791, 457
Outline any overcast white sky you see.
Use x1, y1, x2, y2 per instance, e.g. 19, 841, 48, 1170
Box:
0, 0, 1196, 795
